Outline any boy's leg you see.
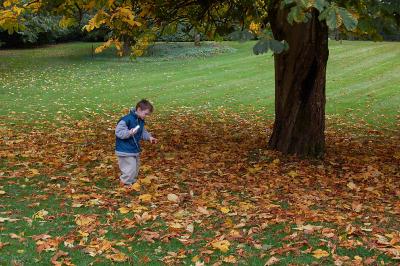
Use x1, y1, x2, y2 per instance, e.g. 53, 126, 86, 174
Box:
117, 156, 138, 185
134, 156, 140, 179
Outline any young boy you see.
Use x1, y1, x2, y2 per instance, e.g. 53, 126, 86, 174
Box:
115, 99, 157, 185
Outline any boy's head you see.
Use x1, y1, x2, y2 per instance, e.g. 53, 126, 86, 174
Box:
135, 99, 153, 119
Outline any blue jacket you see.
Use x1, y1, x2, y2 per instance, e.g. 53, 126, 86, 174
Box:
115, 110, 150, 154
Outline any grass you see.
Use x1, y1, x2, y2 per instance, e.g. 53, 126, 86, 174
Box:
0, 41, 399, 265
0, 40, 399, 128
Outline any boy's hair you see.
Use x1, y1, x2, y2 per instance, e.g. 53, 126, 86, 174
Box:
136, 99, 154, 112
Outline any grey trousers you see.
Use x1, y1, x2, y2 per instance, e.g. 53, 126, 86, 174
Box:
117, 156, 140, 185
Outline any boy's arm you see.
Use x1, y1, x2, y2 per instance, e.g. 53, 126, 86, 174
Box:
142, 127, 152, 141
115, 120, 131, 139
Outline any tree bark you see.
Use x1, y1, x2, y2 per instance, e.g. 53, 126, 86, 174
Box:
121, 35, 132, 57
268, 5, 329, 158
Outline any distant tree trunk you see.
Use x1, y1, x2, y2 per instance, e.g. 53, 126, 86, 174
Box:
268, 5, 329, 158
194, 33, 201, 46
121, 35, 132, 56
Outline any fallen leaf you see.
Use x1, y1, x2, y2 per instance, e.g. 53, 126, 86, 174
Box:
75, 215, 96, 226
32, 209, 48, 219
223, 255, 237, 263
118, 207, 130, 214
265, 256, 280, 265
0, 217, 19, 223
167, 193, 179, 203
139, 194, 152, 202
211, 240, 230, 253
106, 252, 128, 262
312, 249, 330, 259
220, 207, 230, 214
0, 242, 10, 250
131, 182, 141, 191
51, 250, 68, 265
347, 181, 358, 190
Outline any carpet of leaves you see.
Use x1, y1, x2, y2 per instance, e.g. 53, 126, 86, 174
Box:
1, 109, 399, 265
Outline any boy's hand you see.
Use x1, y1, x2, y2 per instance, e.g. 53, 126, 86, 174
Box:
129, 128, 139, 135
149, 137, 158, 144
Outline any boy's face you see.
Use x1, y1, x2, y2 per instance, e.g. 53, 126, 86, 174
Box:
136, 107, 151, 119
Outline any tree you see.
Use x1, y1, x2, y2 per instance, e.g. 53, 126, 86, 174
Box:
1, 0, 398, 157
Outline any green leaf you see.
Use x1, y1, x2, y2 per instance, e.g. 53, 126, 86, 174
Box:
319, 6, 337, 30
313, 0, 328, 12
281, 0, 295, 9
228, 30, 254, 42
337, 8, 358, 31
253, 39, 269, 55
287, 5, 307, 24
269, 39, 286, 54
253, 39, 287, 55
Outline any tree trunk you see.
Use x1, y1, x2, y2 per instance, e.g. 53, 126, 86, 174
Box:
268, 5, 329, 158
121, 35, 132, 57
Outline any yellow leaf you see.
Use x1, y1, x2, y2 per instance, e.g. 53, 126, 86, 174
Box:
3, 1, 12, 8
287, 170, 298, 177
32, 209, 48, 219
59, 16, 76, 28
118, 207, 130, 214
211, 240, 230, 253
75, 215, 96, 226
0, 190, 5, 195
131, 182, 141, 191
140, 175, 156, 185
312, 249, 329, 259
139, 194, 152, 202
191, 255, 200, 262
347, 181, 358, 190
220, 207, 230, 214
28, 168, 40, 176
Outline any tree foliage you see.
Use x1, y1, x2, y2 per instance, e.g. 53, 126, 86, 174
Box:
1, 0, 398, 56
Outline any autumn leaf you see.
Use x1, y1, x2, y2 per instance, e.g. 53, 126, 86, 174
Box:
220, 206, 230, 213
75, 215, 96, 226
51, 250, 68, 265
167, 193, 179, 203
0, 217, 19, 222
0, 242, 10, 250
351, 201, 363, 212
186, 223, 194, 233
131, 182, 141, 191
118, 206, 130, 214
312, 249, 330, 259
139, 194, 152, 202
211, 240, 230, 252
197, 206, 210, 216
32, 209, 48, 220
265, 256, 280, 265
0, 190, 6, 195
223, 255, 237, 263
105, 252, 128, 262
347, 181, 358, 190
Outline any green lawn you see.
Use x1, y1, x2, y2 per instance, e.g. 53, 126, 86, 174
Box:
0, 40, 399, 128
0, 41, 399, 265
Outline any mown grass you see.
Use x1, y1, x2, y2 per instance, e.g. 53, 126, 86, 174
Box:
0, 40, 399, 129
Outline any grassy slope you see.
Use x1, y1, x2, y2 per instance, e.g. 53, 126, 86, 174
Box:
0, 40, 399, 129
